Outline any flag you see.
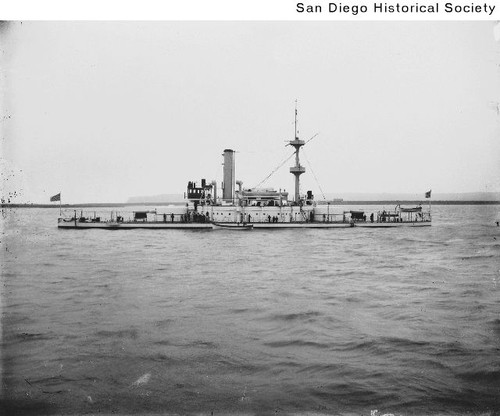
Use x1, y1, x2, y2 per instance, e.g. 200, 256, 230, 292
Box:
50, 193, 61, 202
425, 190, 432, 198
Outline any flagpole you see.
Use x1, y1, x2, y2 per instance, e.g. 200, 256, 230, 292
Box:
429, 189, 432, 220
59, 192, 62, 216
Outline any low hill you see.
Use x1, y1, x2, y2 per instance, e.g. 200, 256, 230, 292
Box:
126, 194, 184, 204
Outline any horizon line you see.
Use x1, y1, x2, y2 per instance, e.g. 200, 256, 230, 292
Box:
2, 200, 500, 208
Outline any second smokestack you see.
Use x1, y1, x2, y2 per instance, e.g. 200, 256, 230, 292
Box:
222, 149, 235, 202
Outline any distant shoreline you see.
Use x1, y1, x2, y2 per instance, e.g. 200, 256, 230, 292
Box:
2, 200, 500, 209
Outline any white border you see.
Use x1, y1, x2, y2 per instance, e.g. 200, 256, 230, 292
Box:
0, 0, 499, 21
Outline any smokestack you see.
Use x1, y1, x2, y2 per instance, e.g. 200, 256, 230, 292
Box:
222, 149, 235, 202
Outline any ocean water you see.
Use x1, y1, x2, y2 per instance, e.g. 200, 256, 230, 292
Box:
1, 205, 499, 415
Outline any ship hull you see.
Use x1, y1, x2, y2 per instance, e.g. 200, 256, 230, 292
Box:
58, 221, 212, 230
58, 220, 430, 230
57, 219, 354, 230
212, 222, 253, 230
354, 221, 431, 228
250, 222, 353, 229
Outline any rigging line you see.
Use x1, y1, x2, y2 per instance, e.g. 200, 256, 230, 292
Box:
305, 133, 319, 145
302, 148, 326, 200
254, 152, 295, 188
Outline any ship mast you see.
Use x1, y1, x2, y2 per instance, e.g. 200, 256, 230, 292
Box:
289, 101, 306, 203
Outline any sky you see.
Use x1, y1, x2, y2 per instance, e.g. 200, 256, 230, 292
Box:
1, 21, 499, 203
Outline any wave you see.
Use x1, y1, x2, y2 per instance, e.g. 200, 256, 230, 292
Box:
333, 339, 380, 353
263, 339, 331, 349
488, 318, 500, 336
457, 368, 500, 384
14, 332, 51, 342
26, 374, 79, 386
229, 307, 253, 314
458, 254, 497, 260
152, 339, 173, 346
96, 328, 139, 339
267, 311, 322, 322
153, 318, 174, 328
